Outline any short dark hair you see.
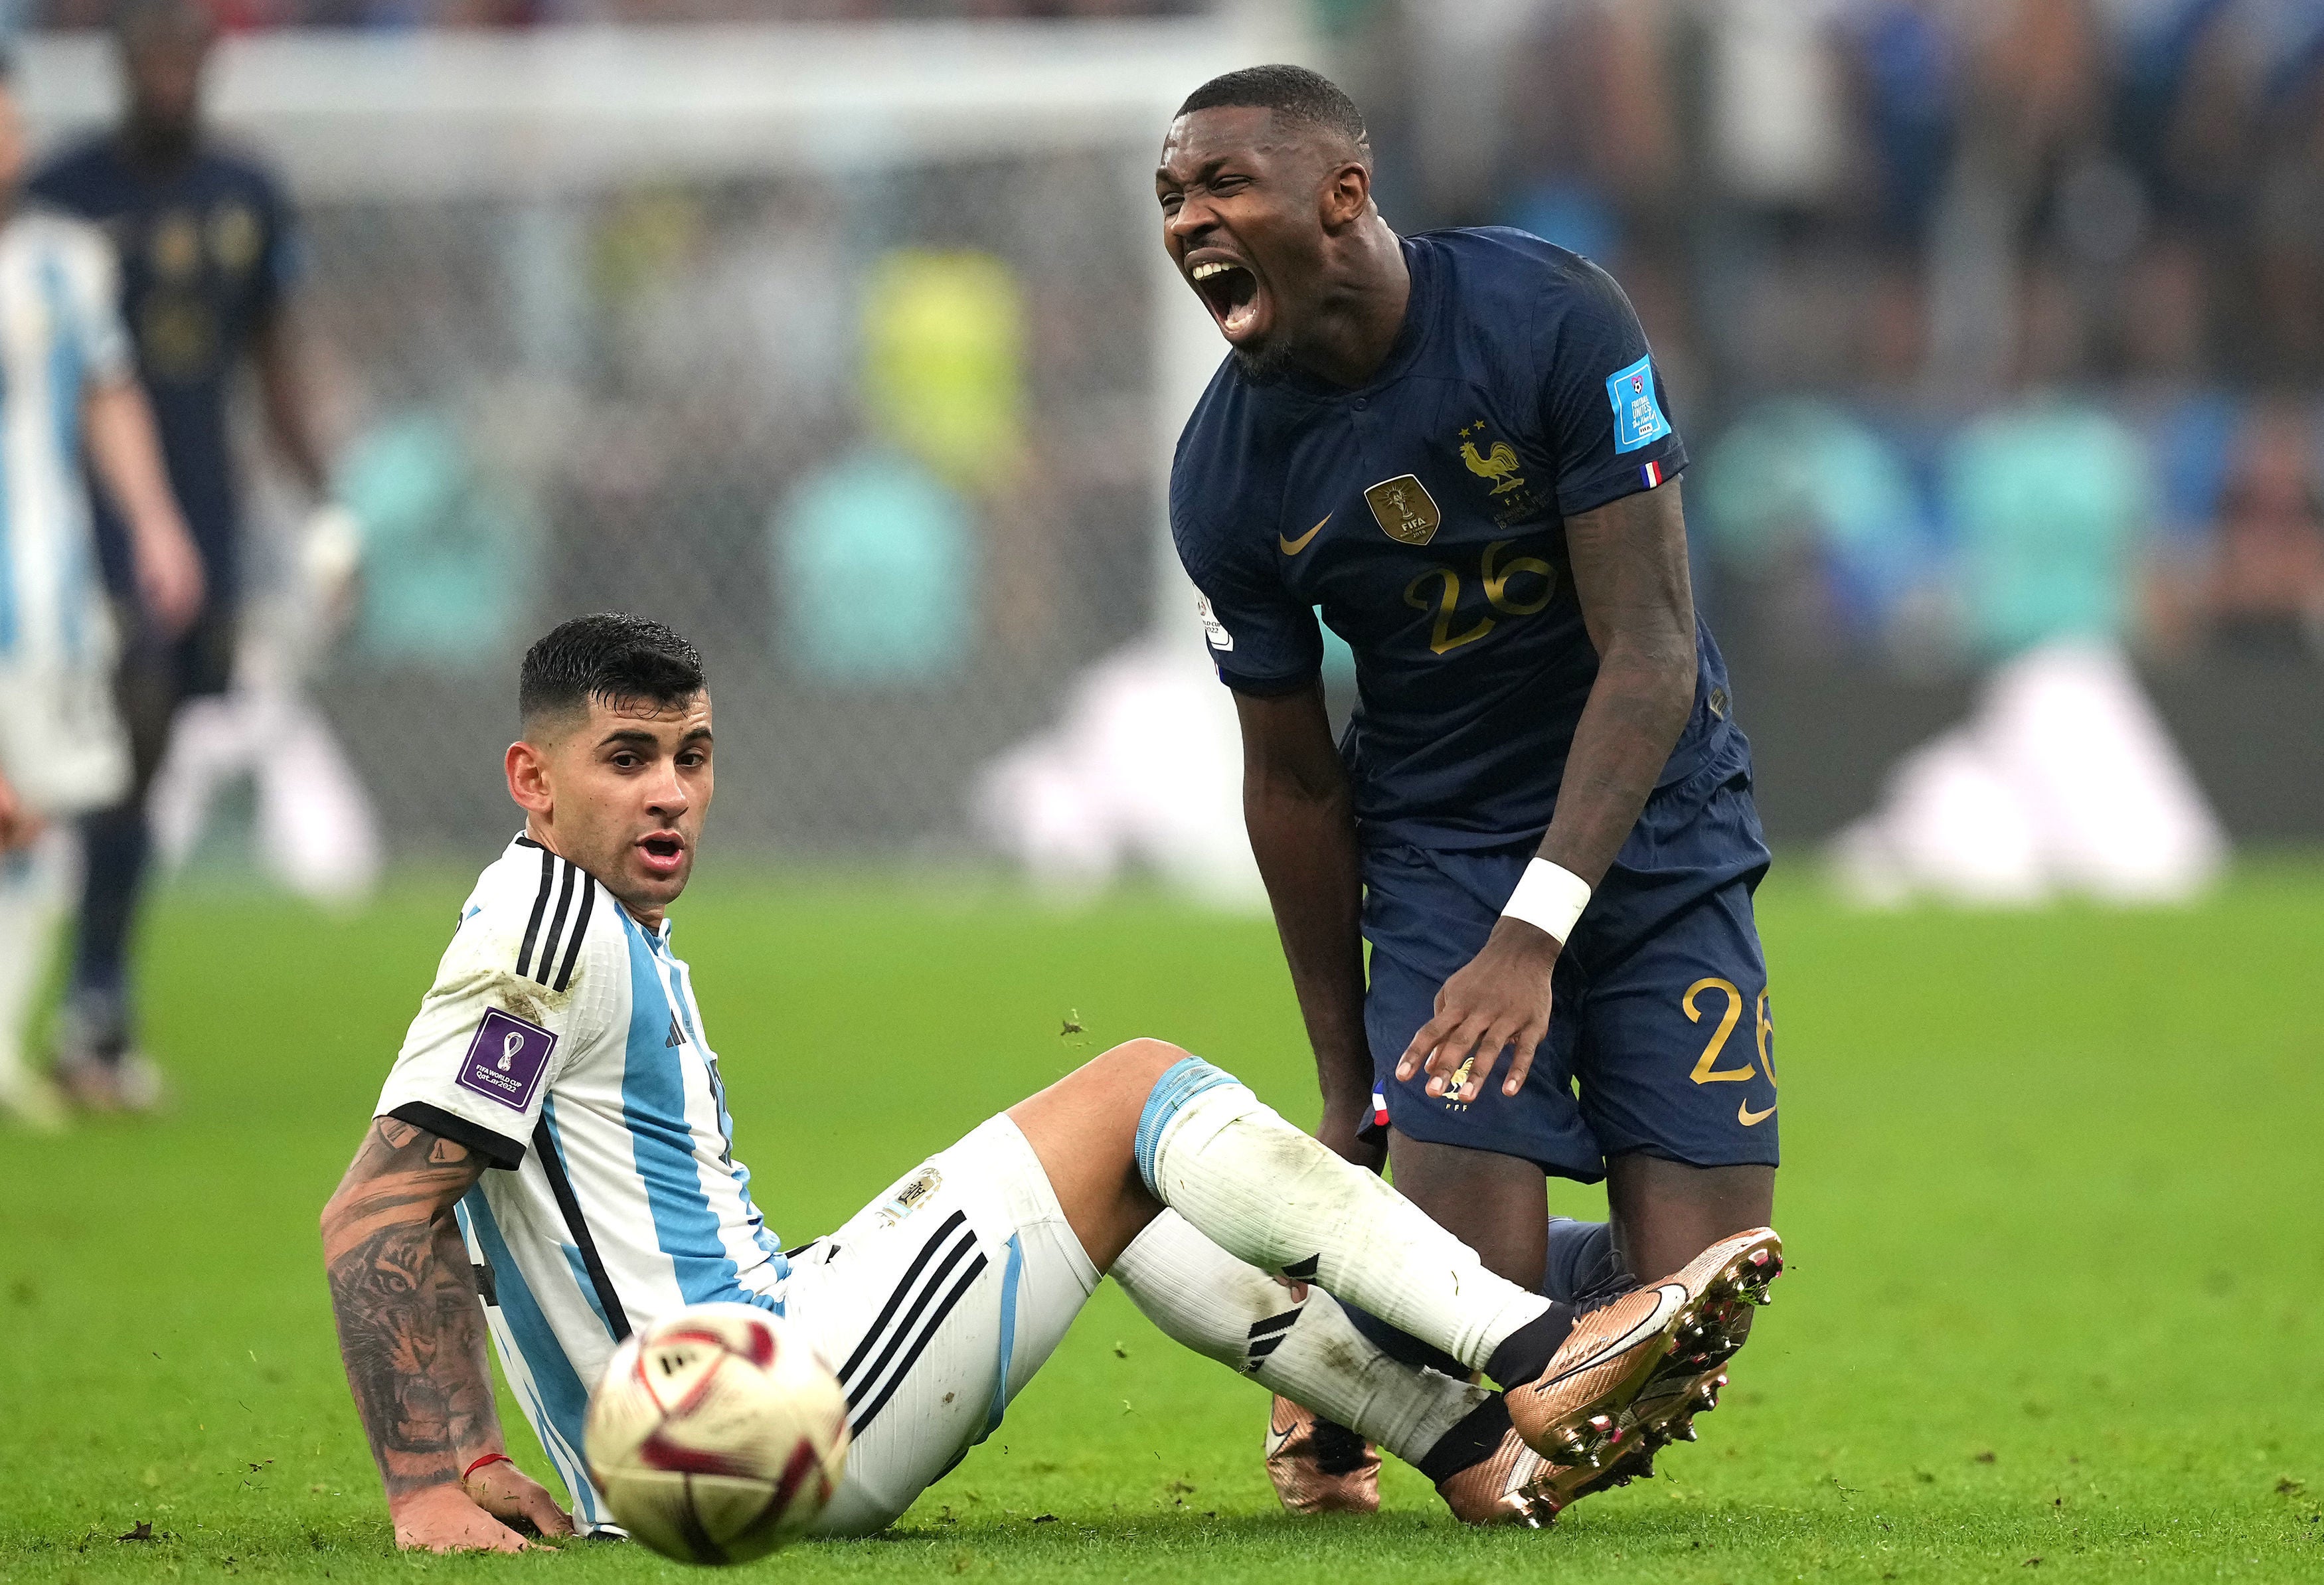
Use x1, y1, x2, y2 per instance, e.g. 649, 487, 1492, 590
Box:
1177, 64, 1368, 150
519, 614, 705, 728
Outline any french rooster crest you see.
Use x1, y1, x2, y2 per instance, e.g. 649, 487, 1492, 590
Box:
1459, 425, 1526, 495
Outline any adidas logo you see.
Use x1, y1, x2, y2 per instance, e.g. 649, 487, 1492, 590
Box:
665, 1015, 687, 1048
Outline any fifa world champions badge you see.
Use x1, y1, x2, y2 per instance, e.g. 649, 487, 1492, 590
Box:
456, 1007, 558, 1112
1365, 473, 1444, 544
1606, 355, 1673, 454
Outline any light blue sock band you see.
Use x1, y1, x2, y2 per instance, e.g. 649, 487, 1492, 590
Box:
1133, 1056, 1240, 1197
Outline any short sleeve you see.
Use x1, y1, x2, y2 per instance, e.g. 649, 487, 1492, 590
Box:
68, 228, 134, 385
375, 864, 613, 1169
1536, 258, 1688, 519
1170, 446, 1322, 696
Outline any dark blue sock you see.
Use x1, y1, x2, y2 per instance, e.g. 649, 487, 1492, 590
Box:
70, 803, 151, 1049
1341, 1216, 1627, 1378
1542, 1217, 1623, 1303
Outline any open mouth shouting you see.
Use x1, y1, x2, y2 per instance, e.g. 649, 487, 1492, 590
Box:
1186, 248, 1268, 342
637, 829, 687, 880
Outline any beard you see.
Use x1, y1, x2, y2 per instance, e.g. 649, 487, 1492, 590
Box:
1229, 334, 1298, 384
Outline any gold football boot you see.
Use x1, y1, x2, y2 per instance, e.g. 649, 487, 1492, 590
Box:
1616, 1228, 1784, 1457
1434, 1428, 1567, 1526
1262, 1396, 1380, 1515
1505, 1227, 1782, 1471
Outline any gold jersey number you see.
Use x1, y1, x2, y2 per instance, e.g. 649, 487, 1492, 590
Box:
1400, 540, 1559, 655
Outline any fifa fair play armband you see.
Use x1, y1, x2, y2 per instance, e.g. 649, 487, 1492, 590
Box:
1501, 859, 1592, 946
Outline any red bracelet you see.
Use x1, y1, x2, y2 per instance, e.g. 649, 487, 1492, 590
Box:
462, 1452, 514, 1482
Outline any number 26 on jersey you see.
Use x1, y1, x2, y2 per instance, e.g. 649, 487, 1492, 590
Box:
1402, 539, 1559, 656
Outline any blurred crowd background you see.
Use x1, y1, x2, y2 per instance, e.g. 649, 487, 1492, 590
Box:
1337, 0, 2324, 679
15, 0, 2322, 876
29, 3, 1210, 22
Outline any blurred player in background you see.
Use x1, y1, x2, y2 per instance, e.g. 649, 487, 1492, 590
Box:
1159, 67, 1777, 1511
32, 0, 350, 1110
0, 61, 203, 1130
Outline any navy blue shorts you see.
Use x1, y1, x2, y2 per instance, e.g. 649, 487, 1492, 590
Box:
1359, 757, 1778, 1184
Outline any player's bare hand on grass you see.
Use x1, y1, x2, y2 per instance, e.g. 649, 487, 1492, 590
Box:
465, 1458, 574, 1541
1396, 918, 1560, 1103
390, 1482, 540, 1553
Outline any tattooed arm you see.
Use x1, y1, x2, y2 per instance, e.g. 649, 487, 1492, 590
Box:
320, 1116, 574, 1552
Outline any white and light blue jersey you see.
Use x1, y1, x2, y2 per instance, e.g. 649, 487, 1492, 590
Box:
376, 835, 789, 1529
0, 205, 131, 675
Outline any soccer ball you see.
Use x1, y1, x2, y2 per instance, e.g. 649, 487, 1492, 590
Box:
584, 1303, 849, 1564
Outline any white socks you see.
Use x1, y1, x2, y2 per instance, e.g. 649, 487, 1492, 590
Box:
1111, 1210, 1487, 1466
1134, 1058, 1550, 1375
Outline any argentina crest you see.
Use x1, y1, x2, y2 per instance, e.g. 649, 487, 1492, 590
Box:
1365, 474, 1443, 545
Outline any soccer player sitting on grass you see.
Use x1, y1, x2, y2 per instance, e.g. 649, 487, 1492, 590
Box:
1155, 67, 1782, 1511
318, 614, 1782, 1552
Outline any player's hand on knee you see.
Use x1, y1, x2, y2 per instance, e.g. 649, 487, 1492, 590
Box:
1396, 920, 1556, 1103
390, 1481, 539, 1553
465, 1456, 576, 1539
1410, 1013, 1535, 1103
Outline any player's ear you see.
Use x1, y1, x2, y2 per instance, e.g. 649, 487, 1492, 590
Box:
1318, 158, 1371, 232
506, 738, 553, 819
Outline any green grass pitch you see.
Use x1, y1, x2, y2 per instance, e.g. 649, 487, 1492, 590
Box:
2, 863, 2319, 1583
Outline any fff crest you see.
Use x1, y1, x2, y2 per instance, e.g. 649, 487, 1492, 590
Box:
1457, 421, 1527, 496
1365, 474, 1443, 545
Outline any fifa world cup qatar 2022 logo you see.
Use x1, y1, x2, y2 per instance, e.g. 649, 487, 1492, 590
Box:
457, 1008, 558, 1112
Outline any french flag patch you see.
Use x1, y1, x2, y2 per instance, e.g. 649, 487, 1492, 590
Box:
1372, 1090, 1390, 1127
1641, 459, 1664, 489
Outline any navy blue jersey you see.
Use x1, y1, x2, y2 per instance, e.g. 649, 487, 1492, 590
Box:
31, 137, 299, 604
1171, 228, 1743, 850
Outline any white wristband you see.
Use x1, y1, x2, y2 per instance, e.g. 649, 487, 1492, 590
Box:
1502, 859, 1591, 945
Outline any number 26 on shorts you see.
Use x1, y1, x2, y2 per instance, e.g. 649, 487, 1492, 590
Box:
1683, 978, 1778, 1120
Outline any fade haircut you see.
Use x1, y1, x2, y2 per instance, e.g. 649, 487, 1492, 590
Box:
1177, 64, 1369, 154
519, 614, 705, 731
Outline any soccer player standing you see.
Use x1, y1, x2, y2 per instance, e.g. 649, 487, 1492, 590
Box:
1157, 67, 1780, 1509
32, 0, 339, 1110
0, 64, 202, 1128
